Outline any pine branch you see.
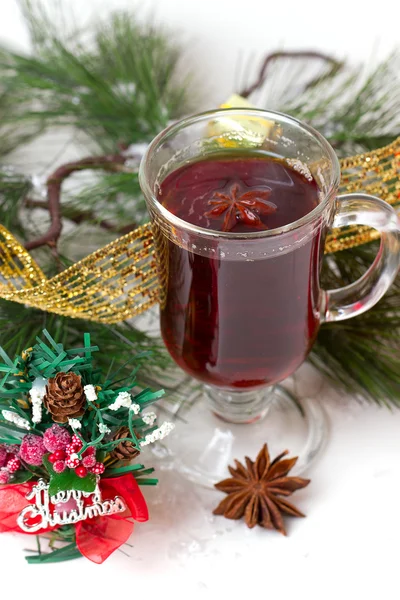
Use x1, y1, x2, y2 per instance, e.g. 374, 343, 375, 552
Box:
0, 299, 169, 382
24, 152, 137, 251
66, 171, 146, 228
239, 50, 343, 98
25, 198, 137, 234
309, 244, 400, 405
0, 4, 182, 392
0, 88, 44, 159
243, 50, 400, 156
0, 171, 32, 238
0, 5, 193, 152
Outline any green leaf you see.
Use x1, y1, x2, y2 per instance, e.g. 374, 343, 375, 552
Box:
96, 450, 106, 463
11, 470, 34, 483
42, 453, 53, 475
48, 470, 96, 496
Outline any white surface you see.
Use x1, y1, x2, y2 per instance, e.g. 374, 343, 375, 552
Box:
0, 2, 400, 598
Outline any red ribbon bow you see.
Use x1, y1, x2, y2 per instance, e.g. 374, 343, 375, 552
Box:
0, 474, 148, 564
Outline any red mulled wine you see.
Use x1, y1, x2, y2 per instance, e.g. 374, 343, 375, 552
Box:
157, 154, 324, 390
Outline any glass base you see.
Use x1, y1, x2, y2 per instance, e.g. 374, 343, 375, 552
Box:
166, 385, 328, 488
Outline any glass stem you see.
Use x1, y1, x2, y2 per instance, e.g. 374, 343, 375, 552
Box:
204, 385, 275, 424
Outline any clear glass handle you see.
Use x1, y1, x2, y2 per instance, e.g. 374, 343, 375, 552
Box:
323, 193, 400, 323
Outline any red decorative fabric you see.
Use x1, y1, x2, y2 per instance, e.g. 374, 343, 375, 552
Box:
76, 475, 148, 564
0, 482, 55, 534
0, 474, 148, 563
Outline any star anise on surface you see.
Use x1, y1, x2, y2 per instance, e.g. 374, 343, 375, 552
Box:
205, 183, 276, 231
213, 444, 310, 535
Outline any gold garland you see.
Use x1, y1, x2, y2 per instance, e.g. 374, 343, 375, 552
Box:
0, 138, 399, 324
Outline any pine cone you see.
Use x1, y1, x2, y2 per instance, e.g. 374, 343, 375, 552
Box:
111, 426, 140, 461
43, 372, 85, 424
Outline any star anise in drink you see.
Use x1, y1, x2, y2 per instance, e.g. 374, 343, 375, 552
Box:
213, 444, 310, 535
205, 183, 277, 231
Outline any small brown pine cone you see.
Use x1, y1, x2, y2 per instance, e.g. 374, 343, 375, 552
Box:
43, 372, 85, 424
111, 426, 140, 461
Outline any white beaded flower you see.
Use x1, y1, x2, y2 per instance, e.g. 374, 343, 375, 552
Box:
141, 411, 157, 426
29, 377, 47, 425
140, 421, 175, 447
98, 423, 111, 434
84, 384, 97, 402
109, 391, 133, 411
1, 410, 31, 430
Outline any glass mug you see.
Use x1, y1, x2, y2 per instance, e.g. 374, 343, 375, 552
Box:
139, 109, 400, 480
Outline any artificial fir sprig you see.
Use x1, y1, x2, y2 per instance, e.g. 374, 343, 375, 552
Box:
0, 325, 169, 565
0, 330, 174, 562
0, 329, 174, 491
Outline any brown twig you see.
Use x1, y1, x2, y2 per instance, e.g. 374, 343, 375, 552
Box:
239, 50, 343, 99
25, 199, 138, 234
24, 153, 138, 251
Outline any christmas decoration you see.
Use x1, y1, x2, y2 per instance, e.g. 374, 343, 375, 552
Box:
0, 330, 174, 563
213, 444, 310, 535
16, 478, 127, 532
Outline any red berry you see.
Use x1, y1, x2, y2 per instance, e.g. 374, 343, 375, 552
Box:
82, 446, 95, 457
0, 446, 7, 468
6, 444, 19, 456
0, 468, 10, 484
48, 453, 57, 464
43, 424, 71, 453
65, 443, 74, 455
19, 434, 46, 466
91, 462, 105, 475
71, 435, 82, 449
82, 454, 96, 468
75, 465, 87, 478
6, 457, 21, 473
53, 460, 66, 474
65, 453, 80, 469
53, 449, 65, 461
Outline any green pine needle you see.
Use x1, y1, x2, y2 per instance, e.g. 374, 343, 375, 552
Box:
0, 171, 32, 238
310, 244, 400, 405
26, 541, 82, 564
253, 52, 400, 156
0, 3, 193, 151
0, 300, 169, 382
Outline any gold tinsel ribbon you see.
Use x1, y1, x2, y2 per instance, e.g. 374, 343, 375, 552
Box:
0, 138, 399, 324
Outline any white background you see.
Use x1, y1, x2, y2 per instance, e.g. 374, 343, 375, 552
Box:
0, 1, 400, 599
1, 0, 399, 104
